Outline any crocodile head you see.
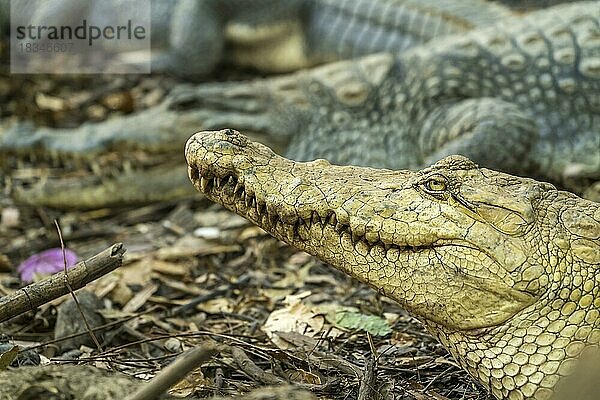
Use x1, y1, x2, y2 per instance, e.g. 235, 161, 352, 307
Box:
186, 129, 600, 398
185, 128, 549, 329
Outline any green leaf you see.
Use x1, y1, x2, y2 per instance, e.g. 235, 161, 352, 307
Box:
333, 310, 392, 336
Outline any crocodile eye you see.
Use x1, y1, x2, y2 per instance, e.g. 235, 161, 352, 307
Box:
422, 175, 448, 194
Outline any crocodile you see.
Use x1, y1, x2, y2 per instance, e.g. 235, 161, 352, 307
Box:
0, 0, 518, 208
185, 128, 600, 400
182, 1, 600, 194
4, 1, 600, 208
0, 0, 508, 74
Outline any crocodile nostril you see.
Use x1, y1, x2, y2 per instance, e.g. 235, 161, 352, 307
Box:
220, 129, 249, 147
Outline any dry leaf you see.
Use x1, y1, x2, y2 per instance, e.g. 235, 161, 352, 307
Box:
258, 287, 294, 302
123, 283, 159, 313
193, 227, 221, 239
35, 92, 65, 111
285, 369, 323, 385
272, 263, 313, 288
169, 368, 212, 397
0, 255, 11, 273
119, 259, 153, 286
238, 226, 268, 240
196, 298, 234, 314
156, 235, 240, 259
0, 346, 19, 370
150, 260, 189, 277
262, 294, 324, 349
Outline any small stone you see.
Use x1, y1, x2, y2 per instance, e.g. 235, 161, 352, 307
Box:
193, 226, 221, 239
54, 290, 104, 352
0, 208, 19, 228
164, 338, 182, 352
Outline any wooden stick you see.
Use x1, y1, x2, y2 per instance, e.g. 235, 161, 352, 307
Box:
124, 342, 221, 400
0, 243, 126, 323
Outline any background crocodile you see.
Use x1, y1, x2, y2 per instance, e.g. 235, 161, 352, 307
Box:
0, 0, 516, 208
0, 0, 508, 75
185, 1, 600, 194
185, 129, 600, 400
3, 1, 599, 208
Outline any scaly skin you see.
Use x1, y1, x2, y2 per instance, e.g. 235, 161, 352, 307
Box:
11, 165, 196, 209
0, 0, 511, 208
4, 2, 598, 208
193, 2, 600, 193
185, 129, 600, 400
0, 0, 508, 74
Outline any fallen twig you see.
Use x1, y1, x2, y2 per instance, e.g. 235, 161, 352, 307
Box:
231, 345, 286, 385
124, 342, 222, 400
357, 354, 379, 400
55, 219, 103, 353
0, 243, 126, 323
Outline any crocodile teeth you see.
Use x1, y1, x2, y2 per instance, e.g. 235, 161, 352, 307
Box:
200, 176, 209, 191
257, 201, 266, 215
268, 212, 279, 226
325, 212, 336, 226
311, 211, 321, 225
261, 213, 269, 225
285, 223, 295, 241
275, 219, 284, 232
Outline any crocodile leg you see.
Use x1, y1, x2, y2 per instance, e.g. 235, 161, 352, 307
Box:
288, 3, 600, 193
152, 0, 515, 135
418, 98, 539, 174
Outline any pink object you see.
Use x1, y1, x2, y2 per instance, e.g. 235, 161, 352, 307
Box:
17, 248, 78, 283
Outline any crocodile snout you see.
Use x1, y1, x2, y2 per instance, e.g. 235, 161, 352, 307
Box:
185, 129, 255, 176
185, 129, 281, 196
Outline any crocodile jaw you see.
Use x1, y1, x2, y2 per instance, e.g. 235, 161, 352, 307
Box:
185, 129, 539, 332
